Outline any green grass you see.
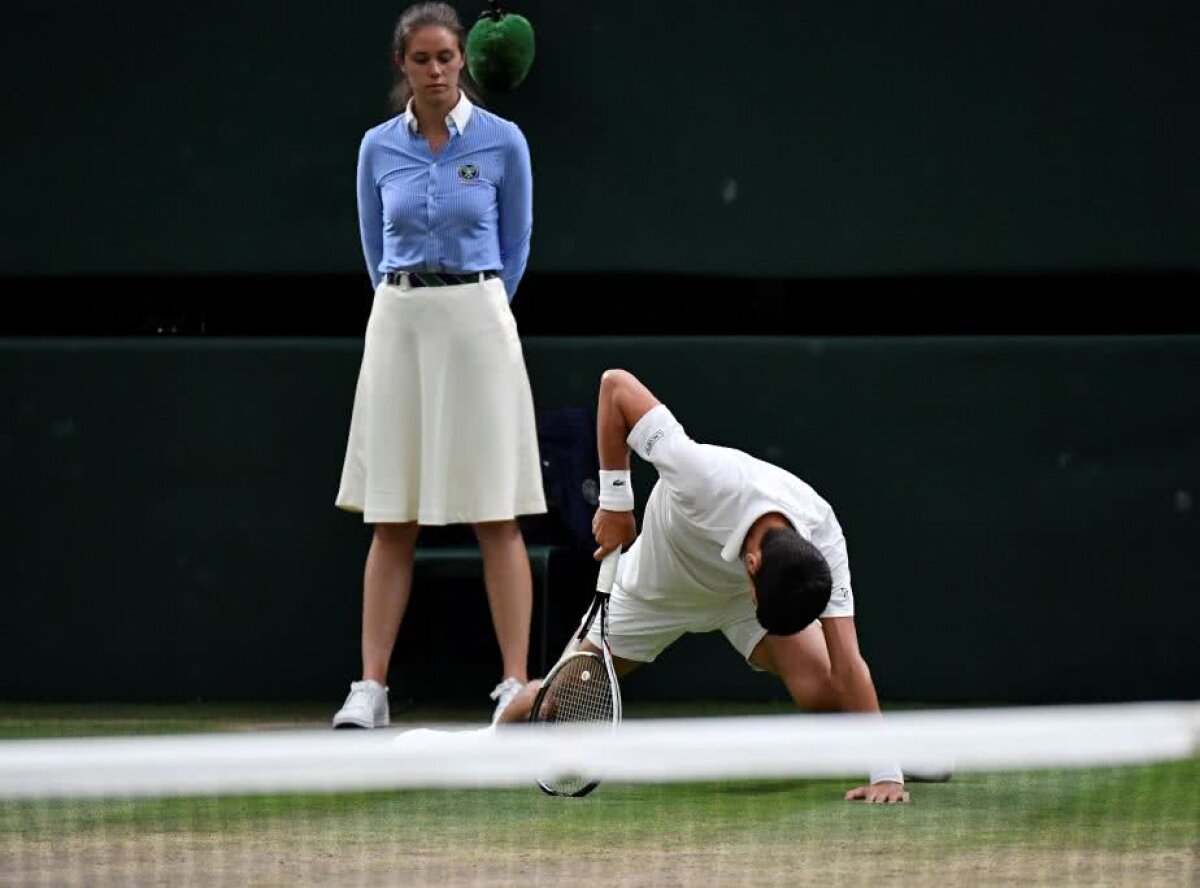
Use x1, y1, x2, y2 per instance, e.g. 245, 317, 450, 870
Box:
0, 700, 816, 741
2, 703, 1196, 885
0, 698, 968, 740
3, 762, 1196, 851
0, 702, 335, 740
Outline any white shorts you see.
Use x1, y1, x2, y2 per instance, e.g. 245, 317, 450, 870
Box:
584, 577, 766, 666
335, 277, 547, 525
585, 557, 855, 668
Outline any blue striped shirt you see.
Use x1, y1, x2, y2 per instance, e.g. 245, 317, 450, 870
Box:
355, 94, 532, 301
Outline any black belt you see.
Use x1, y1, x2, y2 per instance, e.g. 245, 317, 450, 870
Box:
385, 270, 499, 287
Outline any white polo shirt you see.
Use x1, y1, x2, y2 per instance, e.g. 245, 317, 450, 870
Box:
617, 405, 854, 617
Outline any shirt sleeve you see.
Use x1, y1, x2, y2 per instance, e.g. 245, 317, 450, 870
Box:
626, 405, 734, 508
356, 132, 384, 291
496, 124, 533, 302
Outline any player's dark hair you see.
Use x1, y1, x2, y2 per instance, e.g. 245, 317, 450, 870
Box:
390, 2, 482, 112
752, 527, 832, 635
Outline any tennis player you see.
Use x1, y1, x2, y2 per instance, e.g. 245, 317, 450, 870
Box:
499, 368, 916, 803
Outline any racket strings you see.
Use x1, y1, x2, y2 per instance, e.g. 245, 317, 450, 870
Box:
535, 655, 614, 725
534, 587, 620, 797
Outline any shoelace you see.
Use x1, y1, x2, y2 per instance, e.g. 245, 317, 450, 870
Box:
347, 683, 378, 706
489, 679, 522, 701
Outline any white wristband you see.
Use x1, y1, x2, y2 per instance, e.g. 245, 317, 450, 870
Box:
598, 470, 635, 512
869, 765, 905, 785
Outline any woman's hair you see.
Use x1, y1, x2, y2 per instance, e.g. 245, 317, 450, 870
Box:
389, 2, 482, 112
752, 527, 833, 636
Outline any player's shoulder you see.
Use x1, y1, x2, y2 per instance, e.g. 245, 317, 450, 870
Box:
748, 454, 830, 512
628, 403, 684, 461
744, 449, 804, 485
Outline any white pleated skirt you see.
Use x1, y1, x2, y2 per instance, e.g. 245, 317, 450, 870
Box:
335, 276, 547, 525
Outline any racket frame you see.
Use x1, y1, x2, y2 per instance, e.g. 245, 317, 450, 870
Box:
531, 549, 623, 797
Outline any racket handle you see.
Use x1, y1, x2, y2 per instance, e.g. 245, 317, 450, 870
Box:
596, 549, 620, 594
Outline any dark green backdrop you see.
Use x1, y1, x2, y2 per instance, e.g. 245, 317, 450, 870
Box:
2, 336, 1196, 706
3, 1, 1196, 277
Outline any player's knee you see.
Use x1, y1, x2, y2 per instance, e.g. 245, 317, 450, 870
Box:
747, 642, 776, 674
795, 689, 840, 713
518, 678, 543, 709
784, 672, 839, 712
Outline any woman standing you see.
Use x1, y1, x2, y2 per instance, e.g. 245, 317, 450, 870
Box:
332, 2, 545, 729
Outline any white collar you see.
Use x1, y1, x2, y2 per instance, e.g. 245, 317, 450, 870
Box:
404, 91, 473, 134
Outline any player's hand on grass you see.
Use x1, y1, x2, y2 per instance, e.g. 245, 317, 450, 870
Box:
592, 508, 636, 560
844, 781, 910, 804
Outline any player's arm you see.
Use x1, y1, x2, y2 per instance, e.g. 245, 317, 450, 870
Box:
591, 369, 661, 558
821, 617, 880, 713
597, 368, 661, 469
822, 617, 910, 804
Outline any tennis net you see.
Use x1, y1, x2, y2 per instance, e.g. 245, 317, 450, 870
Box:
2, 702, 1196, 886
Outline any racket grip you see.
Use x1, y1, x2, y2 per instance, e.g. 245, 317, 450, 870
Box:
596, 549, 620, 593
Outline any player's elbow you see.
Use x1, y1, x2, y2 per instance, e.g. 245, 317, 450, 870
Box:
600, 368, 635, 397
600, 367, 645, 390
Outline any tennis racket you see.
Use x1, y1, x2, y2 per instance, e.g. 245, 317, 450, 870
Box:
531, 548, 622, 797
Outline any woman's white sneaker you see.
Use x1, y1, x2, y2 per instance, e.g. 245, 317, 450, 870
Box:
332, 679, 390, 729
489, 676, 525, 725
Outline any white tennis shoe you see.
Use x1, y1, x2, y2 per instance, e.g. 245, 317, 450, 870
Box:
332, 679, 390, 729
489, 676, 525, 725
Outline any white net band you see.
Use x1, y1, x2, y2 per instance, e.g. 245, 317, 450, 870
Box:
2, 702, 1195, 800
